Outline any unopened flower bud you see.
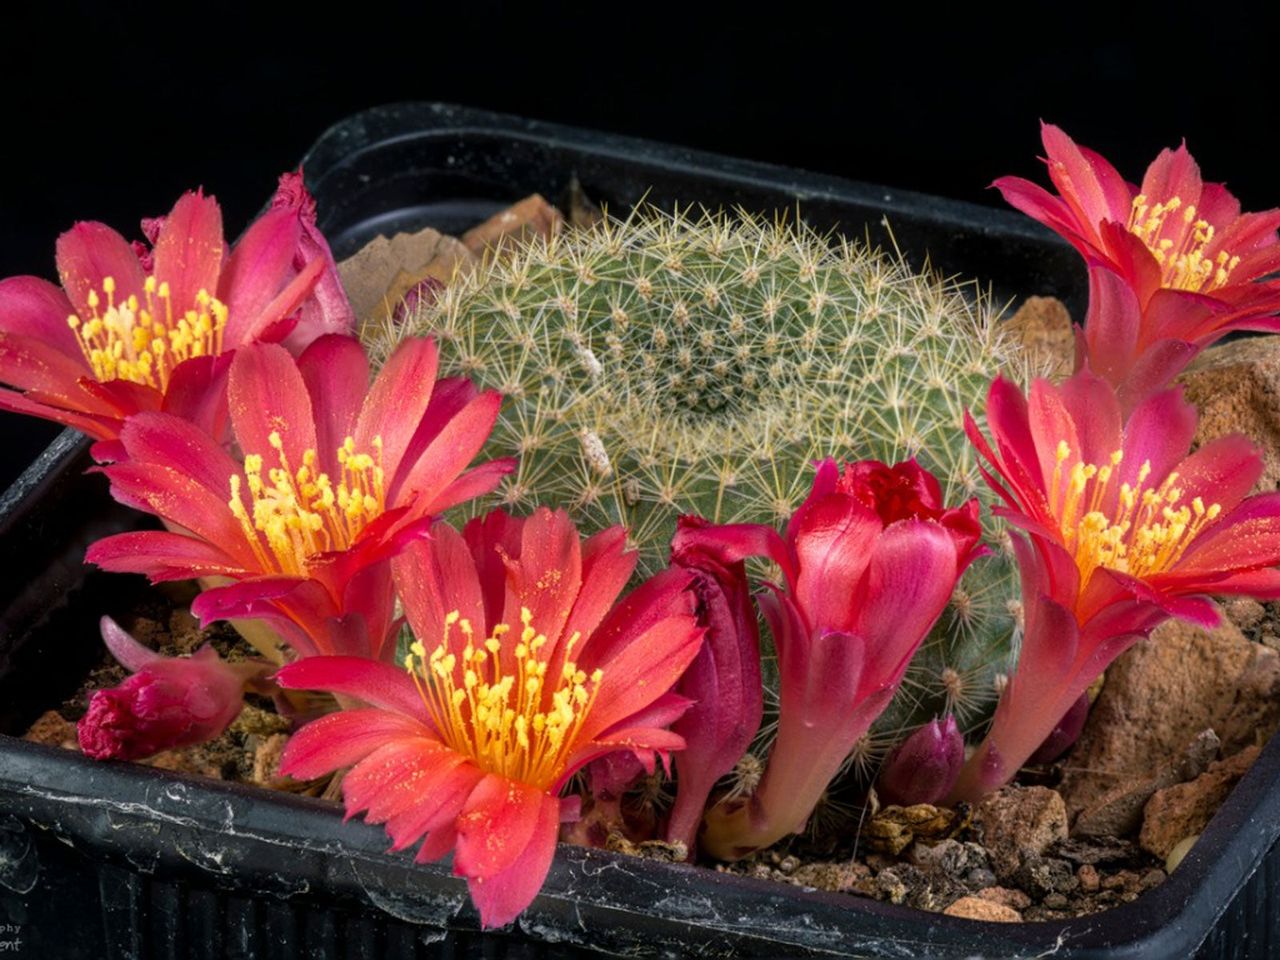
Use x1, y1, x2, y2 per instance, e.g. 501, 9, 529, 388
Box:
77, 617, 264, 761
876, 715, 964, 807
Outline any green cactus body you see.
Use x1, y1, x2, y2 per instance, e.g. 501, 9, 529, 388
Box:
364, 208, 1023, 772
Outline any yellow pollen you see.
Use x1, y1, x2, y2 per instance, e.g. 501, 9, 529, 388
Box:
1126, 194, 1239, 293
1051, 445, 1222, 588
227, 434, 386, 574
66, 275, 228, 390
405, 606, 604, 789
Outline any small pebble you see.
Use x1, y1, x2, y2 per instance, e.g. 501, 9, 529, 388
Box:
1165, 835, 1199, 873
1076, 864, 1100, 893
1043, 893, 1069, 909
967, 868, 997, 888
1141, 868, 1167, 890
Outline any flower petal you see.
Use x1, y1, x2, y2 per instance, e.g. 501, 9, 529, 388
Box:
465, 789, 561, 929
86, 530, 245, 582
0, 275, 80, 355
274, 654, 427, 718
854, 519, 958, 687
354, 336, 438, 481
228, 342, 317, 466
218, 206, 303, 347
454, 774, 547, 884
278, 708, 432, 780
151, 189, 225, 315
56, 221, 147, 323
297, 334, 368, 467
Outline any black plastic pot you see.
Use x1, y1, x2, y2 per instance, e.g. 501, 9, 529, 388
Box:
1, 103, 1277, 959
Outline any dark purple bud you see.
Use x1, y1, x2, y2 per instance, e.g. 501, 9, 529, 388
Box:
1027, 692, 1090, 765
876, 716, 964, 806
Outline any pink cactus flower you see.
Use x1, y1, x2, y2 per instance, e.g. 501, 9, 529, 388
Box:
995, 123, 1280, 402
275, 507, 704, 928
0, 171, 353, 444
951, 371, 1280, 801
86, 335, 514, 662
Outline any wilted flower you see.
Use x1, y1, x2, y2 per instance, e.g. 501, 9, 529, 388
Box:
77, 616, 268, 761
87, 335, 513, 661
275, 507, 704, 927
0, 171, 353, 445
664, 514, 763, 853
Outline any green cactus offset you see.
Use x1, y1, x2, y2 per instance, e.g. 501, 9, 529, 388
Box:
363, 206, 1028, 782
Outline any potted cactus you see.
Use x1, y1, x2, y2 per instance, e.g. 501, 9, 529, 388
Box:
2, 104, 1279, 959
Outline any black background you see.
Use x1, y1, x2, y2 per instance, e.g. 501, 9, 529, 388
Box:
1, 3, 1275, 486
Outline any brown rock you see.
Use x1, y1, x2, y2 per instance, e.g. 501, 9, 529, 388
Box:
566, 176, 604, 228
461, 194, 563, 256
1072, 729, 1220, 838
944, 895, 1022, 922
1180, 335, 1280, 492
1140, 746, 1262, 858
251, 733, 289, 787
1077, 864, 1100, 893
1059, 618, 1260, 817
23, 710, 78, 749
336, 227, 476, 326
1223, 598, 1265, 633
975, 885, 1032, 910
1216, 644, 1280, 755
1004, 296, 1074, 379
971, 786, 1068, 880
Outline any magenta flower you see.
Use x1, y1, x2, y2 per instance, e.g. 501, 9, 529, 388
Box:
0, 171, 352, 444
696, 458, 983, 859
86, 335, 514, 662
951, 371, 1280, 801
78, 617, 268, 761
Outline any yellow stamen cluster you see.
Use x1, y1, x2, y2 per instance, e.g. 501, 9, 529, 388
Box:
406, 607, 603, 789
1051, 442, 1221, 588
1127, 194, 1240, 293
228, 432, 386, 575
66, 275, 228, 390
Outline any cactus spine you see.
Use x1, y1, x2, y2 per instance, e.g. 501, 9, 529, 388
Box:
364, 207, 1023, 767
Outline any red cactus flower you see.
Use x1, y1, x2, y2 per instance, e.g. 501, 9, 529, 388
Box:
696, 458, 983, 860
0, 171, 353, 444
78, 616, 268, 761
274, 507, 704, 928
86, 335, 514, 662
950, 371, 1280, 801
995, 123, 1280, 398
